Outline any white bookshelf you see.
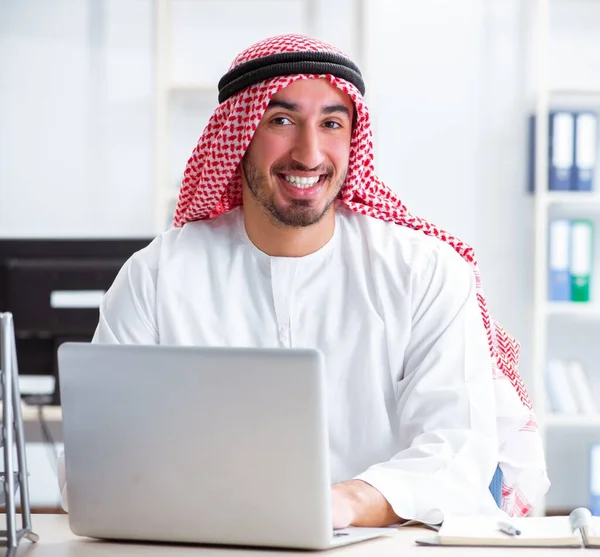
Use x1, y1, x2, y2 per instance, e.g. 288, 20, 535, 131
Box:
532, 0, 600, 516
154, 0, 220, 233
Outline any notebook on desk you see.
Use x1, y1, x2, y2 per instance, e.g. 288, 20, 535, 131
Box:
416, 507, 600, 548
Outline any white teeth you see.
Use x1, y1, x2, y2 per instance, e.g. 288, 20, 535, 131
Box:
284, 175, 320, 188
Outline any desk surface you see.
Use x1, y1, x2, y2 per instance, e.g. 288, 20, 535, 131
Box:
20, 404, 62, 423
5, 515, 586, 556
0, 402, 62, 423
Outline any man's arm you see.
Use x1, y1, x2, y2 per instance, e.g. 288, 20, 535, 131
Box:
337, 242, 499, 526
92, 248, 159, 344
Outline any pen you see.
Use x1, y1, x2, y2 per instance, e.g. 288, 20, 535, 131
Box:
497, 521, 521, 536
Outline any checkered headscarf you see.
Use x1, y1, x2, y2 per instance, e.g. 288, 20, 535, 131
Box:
174, 34, 549, 516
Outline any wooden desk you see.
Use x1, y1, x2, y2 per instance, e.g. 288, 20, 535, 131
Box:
20, 404, 62, 424
5, 515, 587, 556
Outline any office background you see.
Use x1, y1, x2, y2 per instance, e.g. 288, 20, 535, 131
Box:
1, 0, 600, 514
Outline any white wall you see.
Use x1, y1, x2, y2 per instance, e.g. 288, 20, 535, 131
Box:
0, 0, 155, 238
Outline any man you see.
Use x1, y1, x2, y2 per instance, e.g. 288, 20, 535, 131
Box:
59, 34, 549, 526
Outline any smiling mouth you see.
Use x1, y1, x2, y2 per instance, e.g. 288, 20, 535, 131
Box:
276, 173, 327, 199
278, 174, 327, 188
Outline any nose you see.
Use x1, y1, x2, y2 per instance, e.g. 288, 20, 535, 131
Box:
290, 124, 324, 170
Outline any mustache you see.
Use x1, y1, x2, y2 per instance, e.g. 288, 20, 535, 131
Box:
273, 163, 334, 176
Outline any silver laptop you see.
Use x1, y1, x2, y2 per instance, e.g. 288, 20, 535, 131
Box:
57, 343, 393, 550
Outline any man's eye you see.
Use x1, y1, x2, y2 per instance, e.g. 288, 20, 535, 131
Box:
272, 117, 293, 126
323, 121, 342, 129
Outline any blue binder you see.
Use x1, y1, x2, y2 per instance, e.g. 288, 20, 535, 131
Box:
527, 115, 536, 193
549, 112, 575, 191
574, 112, 597, 191
527, 112, 576, 192
590, 444, 600, 515
548, 219, 571, 301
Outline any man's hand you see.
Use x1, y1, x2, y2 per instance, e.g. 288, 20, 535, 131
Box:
331, 484, 355, 529
331, 480, 401, 529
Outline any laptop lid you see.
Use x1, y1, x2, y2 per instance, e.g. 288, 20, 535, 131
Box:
58, 343, 333, 549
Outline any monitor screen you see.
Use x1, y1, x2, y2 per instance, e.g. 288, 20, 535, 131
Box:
0, 238, 153, 404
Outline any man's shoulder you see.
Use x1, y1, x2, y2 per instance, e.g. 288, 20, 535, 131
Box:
131, 208, 242, 270
338, 205, 473, 278
340, 207, 473, 281
164, 207, 241, 243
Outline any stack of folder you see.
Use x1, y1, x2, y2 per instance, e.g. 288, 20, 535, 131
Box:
546, 358, 597, 416
548, 219, 593, 302
529, 111, 598, 192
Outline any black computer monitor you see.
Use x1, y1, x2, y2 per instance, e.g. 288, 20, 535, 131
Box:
0, 238, 154, 404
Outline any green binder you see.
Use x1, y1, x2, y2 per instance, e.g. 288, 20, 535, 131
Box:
570, 219, 594, 302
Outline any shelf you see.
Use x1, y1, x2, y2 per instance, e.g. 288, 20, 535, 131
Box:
547, 89, 600, 110
546, 414, 600, 428
550, 88, 600, 98
546, 303, 600, 317
167, 83, 216, 95
545, 192, 600, 204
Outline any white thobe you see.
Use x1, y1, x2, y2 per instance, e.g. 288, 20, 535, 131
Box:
59, 202, 502, 520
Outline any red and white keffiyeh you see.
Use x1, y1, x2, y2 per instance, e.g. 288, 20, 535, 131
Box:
173, 34, 549, 515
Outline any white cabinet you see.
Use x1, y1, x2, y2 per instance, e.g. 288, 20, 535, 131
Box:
531, 0, 600, 515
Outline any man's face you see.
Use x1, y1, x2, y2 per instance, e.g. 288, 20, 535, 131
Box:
241, 78, 354, 228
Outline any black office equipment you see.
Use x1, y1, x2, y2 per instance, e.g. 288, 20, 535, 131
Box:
0, 238, 153, 405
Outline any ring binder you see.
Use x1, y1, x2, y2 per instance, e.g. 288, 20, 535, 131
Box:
1, 312, 39, 556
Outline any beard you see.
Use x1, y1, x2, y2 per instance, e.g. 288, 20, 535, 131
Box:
241, 156, 346, 228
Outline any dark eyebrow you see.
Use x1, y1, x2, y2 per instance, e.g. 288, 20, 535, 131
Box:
266, 100, 299, 112
321, 104, 351, 118
266, 100, 351, 119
